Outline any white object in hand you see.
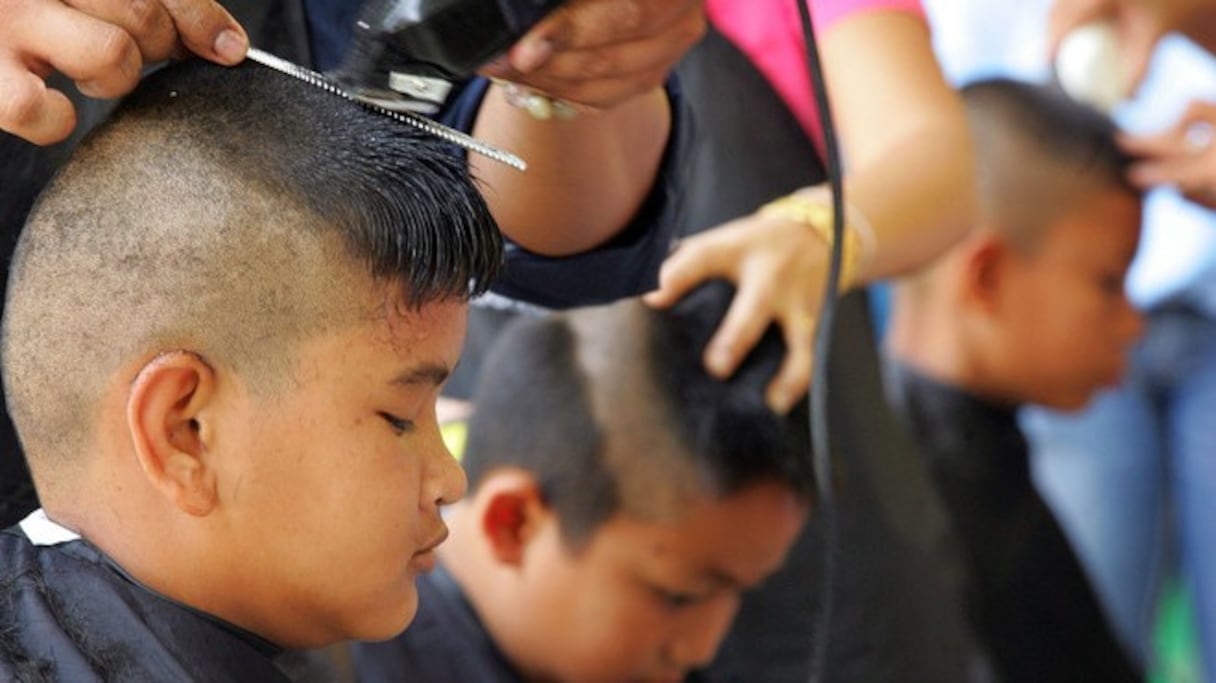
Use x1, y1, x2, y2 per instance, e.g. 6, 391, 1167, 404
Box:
1055, 21, 1129, 112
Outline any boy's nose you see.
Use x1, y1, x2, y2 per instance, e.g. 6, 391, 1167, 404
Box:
1118, 296, 1145, 346
425, 427, 468, 507
666, 597, 738, 670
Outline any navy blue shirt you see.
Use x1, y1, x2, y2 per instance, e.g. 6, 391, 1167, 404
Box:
353, 562, 524, 683
0, 521, 291, 682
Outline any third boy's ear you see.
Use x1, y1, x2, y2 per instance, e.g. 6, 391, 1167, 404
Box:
960, 235, 1010, 314
481, 476, 547, 567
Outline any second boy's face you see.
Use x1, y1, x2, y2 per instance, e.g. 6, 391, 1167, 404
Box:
995, 189, 1143, 410
211, 289, 468, 648
508, 479, 809, 683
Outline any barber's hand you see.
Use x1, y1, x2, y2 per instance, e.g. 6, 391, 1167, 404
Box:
0, 0, 247, 145
1120, 99, 1216, 208
643, 211, 829, 415
1048, 0, 1206, 92
481, 0, 705, 109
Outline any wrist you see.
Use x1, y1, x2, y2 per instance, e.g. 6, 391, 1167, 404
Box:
758, 188, 876, 289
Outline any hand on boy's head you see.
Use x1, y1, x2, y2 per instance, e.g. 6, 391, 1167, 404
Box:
1120, 99, 1216, 208
643, 212, 824, 415
0, 0, 247, 145
481, 0, 704, 109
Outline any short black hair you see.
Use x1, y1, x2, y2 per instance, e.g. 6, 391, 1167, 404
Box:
3, 58, 503, 485
961, 78, 1138, 251
461, 282, 815, 549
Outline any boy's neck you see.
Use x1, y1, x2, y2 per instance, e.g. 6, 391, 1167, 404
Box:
886, 287, 1022, 408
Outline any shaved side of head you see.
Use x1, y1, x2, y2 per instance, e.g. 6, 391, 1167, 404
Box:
3, 59, 503, 494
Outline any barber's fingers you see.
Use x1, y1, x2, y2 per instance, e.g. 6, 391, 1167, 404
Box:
7, 0, 143, 98
704, 267, 780, 381
512, 0, 704, 70
1120, 100, 1216, 157
768, 304, 816, 416
1130, 154, 1216, 205
159, 0, 247, 64
0, 68, 76, 145
60, 0, 176, 61
643, 230, 741, 311
484, 5, 702, 108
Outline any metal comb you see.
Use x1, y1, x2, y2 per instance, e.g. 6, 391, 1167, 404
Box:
245, 47, 527, 171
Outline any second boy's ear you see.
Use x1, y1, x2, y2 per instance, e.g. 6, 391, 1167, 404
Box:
480, 472, 549, 567
125, 351, 219, 517
958, 232, 1012, 315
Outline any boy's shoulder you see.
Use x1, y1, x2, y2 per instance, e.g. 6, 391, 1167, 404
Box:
352, 562, 524, 683
0, 521, 291, 683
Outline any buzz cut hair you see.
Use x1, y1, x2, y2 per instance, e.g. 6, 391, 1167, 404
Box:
460, 282, 816, 550
2, 58, 503, 486
962, 77, 1138, 252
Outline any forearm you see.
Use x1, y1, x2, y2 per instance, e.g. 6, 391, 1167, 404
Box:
844, 114, 975, 282
470, 83, 671, 257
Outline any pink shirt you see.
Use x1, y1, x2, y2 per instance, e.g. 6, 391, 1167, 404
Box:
705, 0, 925, 156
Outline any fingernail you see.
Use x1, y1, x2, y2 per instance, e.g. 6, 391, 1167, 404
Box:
214, 29, 248, 64
706, 347, 733, 377
511, 37, 554, 73
767, 388, 795, 415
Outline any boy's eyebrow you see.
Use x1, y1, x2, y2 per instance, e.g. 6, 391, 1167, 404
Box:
389, 363, 451, 388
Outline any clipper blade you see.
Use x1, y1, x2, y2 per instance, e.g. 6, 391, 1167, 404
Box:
245, 48, 526, 171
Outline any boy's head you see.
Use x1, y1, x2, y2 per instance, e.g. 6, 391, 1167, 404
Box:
2, 60, 502, 647
891, 78, 1144, 410
445, 282, 814, 683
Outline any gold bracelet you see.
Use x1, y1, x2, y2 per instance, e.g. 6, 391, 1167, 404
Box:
758, 193, 868, 289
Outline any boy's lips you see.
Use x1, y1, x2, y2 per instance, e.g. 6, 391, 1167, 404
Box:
416, 527, 449, 556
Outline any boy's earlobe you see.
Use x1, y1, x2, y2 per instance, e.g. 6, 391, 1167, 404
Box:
126, 351, 219, 517
481, 481, 545, 567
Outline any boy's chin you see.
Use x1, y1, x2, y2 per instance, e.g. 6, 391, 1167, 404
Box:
342, 586, 421, 644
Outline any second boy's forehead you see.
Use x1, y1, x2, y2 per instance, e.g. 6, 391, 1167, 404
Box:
1041, 189, 1142, 267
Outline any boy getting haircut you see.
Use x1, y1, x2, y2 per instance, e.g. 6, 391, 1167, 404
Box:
354, 282, 816, 683
885, 78, 1145, 682
0, 58, 501, 682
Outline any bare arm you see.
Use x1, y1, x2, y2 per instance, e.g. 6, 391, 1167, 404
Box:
647, 9, 975, 412
820, 10, 975, 281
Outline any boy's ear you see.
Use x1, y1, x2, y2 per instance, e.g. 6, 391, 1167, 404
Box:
126, 351, 218, 517
479, 472, 549, 567
958, 232, 1013, 315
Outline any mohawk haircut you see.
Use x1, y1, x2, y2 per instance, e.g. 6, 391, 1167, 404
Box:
461, 282, 815, 550
962, 78, 1137, 252
2, 58, 502, 484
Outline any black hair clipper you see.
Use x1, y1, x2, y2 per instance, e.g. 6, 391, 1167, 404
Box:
331, 0, 566, 114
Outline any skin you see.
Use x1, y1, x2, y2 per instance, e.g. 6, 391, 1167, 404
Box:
888, 188, 1145, 411
52, 284, 469, 649
445, 474, 809, 683
645, 9, 976, 414
1120, 99, 1216, 209
1048, 0, 1216, 94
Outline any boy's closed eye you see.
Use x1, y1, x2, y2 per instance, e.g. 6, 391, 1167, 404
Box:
379, 411, 416, 436
649, 583, 715, 610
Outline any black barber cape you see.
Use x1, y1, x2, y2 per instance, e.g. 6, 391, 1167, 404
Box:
352, 562, 524, 683
0, 510, 291, 682
885, 361, 1142, 683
